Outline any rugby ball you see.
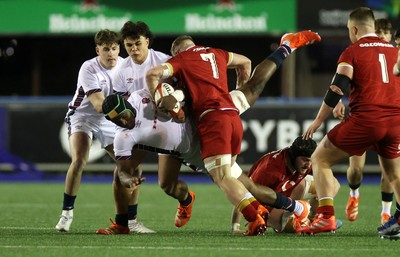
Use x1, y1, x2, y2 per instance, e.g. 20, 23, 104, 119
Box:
154, 83, 185, 120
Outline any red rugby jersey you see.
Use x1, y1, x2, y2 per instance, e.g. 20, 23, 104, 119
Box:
338, 36, 400, 124
248, 148, 311, 197
166, 45, 238, 122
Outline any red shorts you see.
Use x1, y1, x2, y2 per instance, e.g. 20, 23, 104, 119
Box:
197, 110, 243, 159
328, 117, 400, 159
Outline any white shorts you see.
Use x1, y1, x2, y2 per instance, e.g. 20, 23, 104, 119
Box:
179, 134, 206, 173
65, 111, 115, 148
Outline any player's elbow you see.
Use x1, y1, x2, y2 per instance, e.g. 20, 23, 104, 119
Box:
146, 68, 160, 81
243, 58, 251, 70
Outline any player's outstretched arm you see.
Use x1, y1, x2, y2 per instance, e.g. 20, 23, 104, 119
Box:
88, 91, 106, 113
146, 65, 167, 98
332, 100, 345, 120
227, 53, 252, 88
304, 64, 352, 139
231, 207, 246, 234
117, 160, 145, 189
303, 102, 332, 140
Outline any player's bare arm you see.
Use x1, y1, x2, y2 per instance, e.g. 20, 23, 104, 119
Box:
332, 100, 346, 120
227, 53, 252, 88
303, 65, 352, 139
146, 65, 168, 98
87, 91, 106, 113
117, 159, 145, 189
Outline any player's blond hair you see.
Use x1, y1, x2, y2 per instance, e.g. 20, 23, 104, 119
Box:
170, 35, 194, 56
349, 7, 375, 28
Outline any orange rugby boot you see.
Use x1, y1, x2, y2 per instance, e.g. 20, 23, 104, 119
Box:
298, 213, 336, 235
280, 30, 321, 51
345, 196, 360, 221
257, 204, 270, 223
244, 214, 267, 236
293, 200, 311, 232
174, 190, 195, 227
96, 218, 129, 235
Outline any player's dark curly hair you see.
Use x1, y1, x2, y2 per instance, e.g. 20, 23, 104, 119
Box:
288, 136, 317, 161
120, 21, 154, 47
375, 18, 392, 32
394, 29, 400, 40
102, 94, 136, 121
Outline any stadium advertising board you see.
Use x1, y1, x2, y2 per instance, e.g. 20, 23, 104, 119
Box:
0, 0, 295, 35
297, 0, 400, 34
4, 101, 343, 168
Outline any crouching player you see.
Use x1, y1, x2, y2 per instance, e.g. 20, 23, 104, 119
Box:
230, 137, 341, 233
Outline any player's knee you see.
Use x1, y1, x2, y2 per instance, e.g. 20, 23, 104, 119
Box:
205, 155, 232, 183
69, 159, 87, 174
158, 179, 174, 195
351, 166, 363, 174
159, 179, 181, 196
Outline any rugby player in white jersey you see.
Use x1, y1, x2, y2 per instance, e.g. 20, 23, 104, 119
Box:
113, 21, 171, 97
55, 29, 123, 232
96, 30, 321, 235
99, 21, 172, 233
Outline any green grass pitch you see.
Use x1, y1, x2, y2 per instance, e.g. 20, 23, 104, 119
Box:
1, 180, 400, 257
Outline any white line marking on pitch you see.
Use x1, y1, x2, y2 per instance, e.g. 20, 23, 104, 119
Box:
0, 245, 385, 252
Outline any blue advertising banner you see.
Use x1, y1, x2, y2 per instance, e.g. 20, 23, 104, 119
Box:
0, 107, 7, 149
0, 99, 381, 173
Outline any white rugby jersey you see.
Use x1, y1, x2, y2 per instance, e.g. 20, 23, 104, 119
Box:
114, 89, 194, 160
67, 56, 123, 117
113, 49, 170, 95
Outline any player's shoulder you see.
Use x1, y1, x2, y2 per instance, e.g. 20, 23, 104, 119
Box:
78, 57, 102, 74
207, 45, 227, 53
113, 57, 135, 76
150, 49, 171, 61
128, 88, 151, 104
115, 56, 124, 66
264, 148, 287, 160
80, 56, 98, 69
209, 47, 230, 60
119, 56, 133, 67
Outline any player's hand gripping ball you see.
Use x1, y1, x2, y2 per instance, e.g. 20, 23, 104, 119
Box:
154, 83, 185, 122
